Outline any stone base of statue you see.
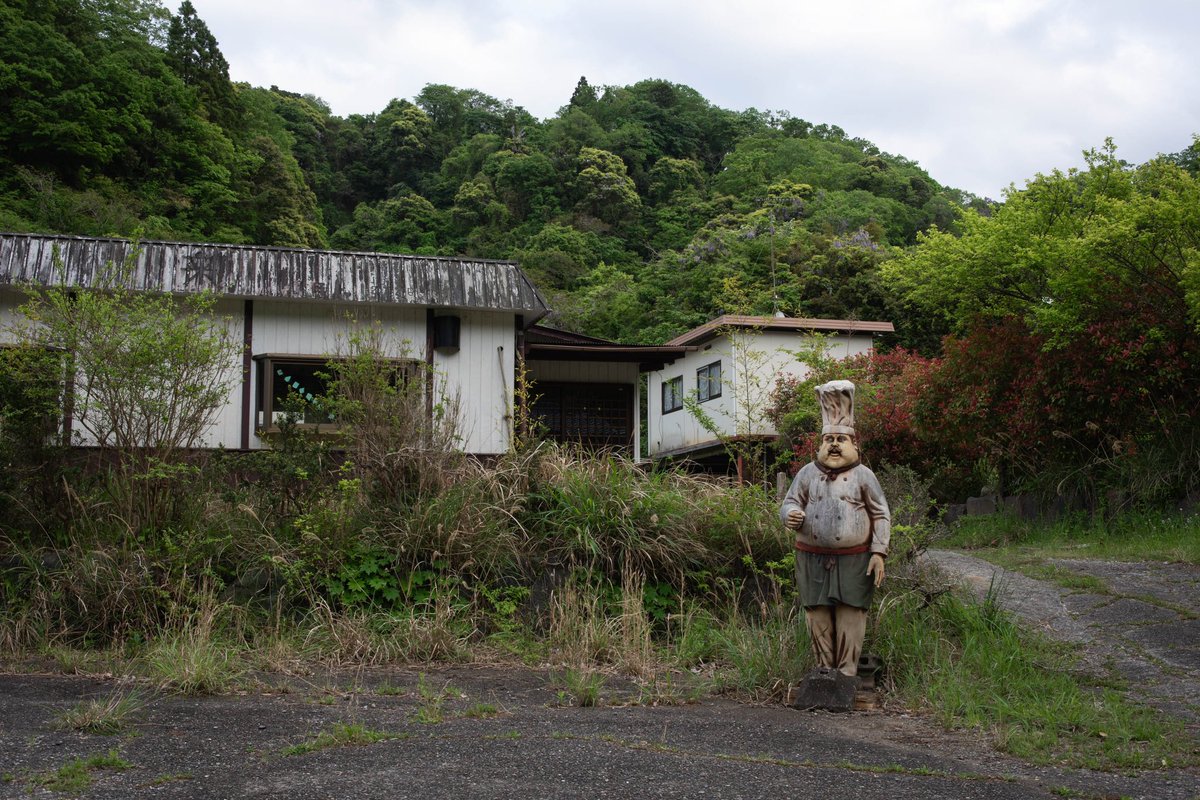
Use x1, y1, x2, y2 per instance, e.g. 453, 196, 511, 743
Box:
788, 655, 885, 712
787, 667, 858, 712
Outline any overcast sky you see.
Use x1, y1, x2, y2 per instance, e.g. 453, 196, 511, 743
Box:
192, 0, 1199, 200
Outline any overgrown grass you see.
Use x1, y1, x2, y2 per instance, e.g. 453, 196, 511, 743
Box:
27, 749, 132, 793
943, 510, 1200, 564
281, 723, 404, 756
873, 587, 1195, 769
300, 597, 471, 666
142, 601, 244, 695
710, 603, 810, 700
4, 440, 1197, 772
557, 667, 605, 707
53, 690, 142, 735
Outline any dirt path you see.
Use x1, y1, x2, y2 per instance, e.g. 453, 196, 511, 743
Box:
2, 554, 1199, 799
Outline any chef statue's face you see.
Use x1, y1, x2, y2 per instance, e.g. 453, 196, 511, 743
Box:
817, 432, 859, 469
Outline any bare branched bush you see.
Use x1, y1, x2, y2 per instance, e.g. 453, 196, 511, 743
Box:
873, 463, 949, 599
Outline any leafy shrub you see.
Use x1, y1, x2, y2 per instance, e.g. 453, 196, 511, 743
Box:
11, 249, 239, 534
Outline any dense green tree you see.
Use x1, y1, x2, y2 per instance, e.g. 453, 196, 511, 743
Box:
573, 146, 641, 226
567, 76, 598, 112
514, 222, 609, 290
331, 193, 447, 254
881, 142, 1200, 497
884, 141, 1200, 338
1164, 135, 1200, 176
487, 149, 559, 223
165, 0, 241, 129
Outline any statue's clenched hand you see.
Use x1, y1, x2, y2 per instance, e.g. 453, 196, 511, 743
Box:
785, 508, 806, 531
867, 554, 885, 587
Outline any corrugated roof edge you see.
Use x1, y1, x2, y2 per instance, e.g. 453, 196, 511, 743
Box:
0, 231, 552, 320
0, 231, 528, 266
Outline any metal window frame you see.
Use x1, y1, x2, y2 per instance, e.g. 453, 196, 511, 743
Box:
696, 360, 722, 403
662, 375, 683, 414
252, 353, 419, 434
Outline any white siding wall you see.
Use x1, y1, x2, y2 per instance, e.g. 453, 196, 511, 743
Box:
434, 310, 514, 454
4, 289, 520, 454
248, 300, 426, 450
648, 331, 877, 457
197, 298, 246, 448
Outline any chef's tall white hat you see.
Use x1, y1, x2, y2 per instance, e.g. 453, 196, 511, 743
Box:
815, 380, 856, 435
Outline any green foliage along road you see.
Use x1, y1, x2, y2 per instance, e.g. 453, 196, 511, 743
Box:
1, 1, 983, 349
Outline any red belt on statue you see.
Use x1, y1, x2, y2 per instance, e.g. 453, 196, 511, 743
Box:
794, 542, 871, 556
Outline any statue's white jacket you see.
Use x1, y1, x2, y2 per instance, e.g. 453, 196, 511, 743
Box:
780, 462, 891, 556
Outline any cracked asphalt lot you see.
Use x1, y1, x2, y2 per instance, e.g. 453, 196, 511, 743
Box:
3, 554, 1198, 799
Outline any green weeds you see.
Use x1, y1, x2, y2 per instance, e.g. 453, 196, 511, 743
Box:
873, 587, 1194, 769
4, 425, 1198, 775
462, 702, 500, 718
412, 673, 462, 723
53, 690, 142, 735
710, 604, 810, 700
557, 668, 605, 707
282, 723, 405, 756
142, 603, 244, 695
27, 750, 132, 793
945, 510, 1200, 564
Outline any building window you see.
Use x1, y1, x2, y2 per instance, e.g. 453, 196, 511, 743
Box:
530, 382, 633, 450
662, 375, 683, 414
254, 354, 417, 431
696, 360, 722, 402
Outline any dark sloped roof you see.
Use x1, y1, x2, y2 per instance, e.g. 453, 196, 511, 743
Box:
524, 324, 691, 371
665, 314, 894, 346
0, 233, 550, 319
524, 325, 619, 345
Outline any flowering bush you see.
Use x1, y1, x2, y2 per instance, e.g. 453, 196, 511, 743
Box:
769, 298, 1200, 504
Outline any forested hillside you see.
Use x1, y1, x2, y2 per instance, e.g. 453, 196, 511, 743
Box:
1, 0, 988, 348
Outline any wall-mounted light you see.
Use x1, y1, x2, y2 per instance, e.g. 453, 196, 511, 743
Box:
433, 314, 460, 354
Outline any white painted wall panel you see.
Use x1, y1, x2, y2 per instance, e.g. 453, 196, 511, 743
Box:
648, 331, 877, 457
197, 298, 246, 449
248, 300, 426, 449
435, 310, 513, 454
0, 289, 24, 344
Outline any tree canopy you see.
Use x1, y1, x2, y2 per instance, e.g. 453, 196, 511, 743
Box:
0, 0, 995, 349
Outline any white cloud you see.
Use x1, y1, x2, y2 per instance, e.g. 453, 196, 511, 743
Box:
190, 0, 1200, 198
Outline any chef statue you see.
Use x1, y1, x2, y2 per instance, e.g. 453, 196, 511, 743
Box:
781, 380, 890, 678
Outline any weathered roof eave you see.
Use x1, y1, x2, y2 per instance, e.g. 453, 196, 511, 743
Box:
0, 233, 551, 318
